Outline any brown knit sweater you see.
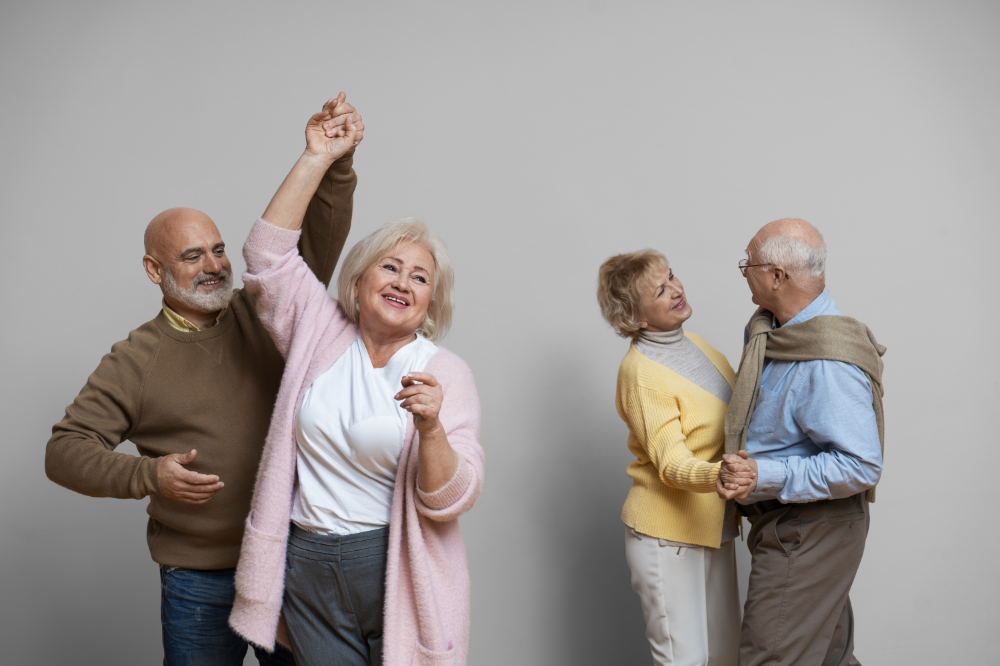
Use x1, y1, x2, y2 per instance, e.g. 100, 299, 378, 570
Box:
45, 156, 356, 569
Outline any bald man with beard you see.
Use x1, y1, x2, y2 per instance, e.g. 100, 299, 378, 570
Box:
718, 219, 886, 666
45, 94, 364, 666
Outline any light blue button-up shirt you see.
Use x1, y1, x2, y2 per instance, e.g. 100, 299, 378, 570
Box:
743, 288, 882, 504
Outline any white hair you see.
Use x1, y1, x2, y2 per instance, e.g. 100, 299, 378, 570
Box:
757, 233, 827, 279
162, 266, 234, 312
337, 218, 454, 341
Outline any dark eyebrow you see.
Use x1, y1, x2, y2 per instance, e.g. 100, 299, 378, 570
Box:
179, 246, 204, 258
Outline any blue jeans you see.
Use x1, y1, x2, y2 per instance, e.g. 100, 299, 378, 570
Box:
160, 565, 296, 666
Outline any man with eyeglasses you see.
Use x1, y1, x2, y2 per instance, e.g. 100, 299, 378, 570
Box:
717, 218, 886, 666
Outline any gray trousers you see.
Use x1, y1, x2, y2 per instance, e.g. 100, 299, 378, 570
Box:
739, 493, 869, 666
282, 524, 389, 666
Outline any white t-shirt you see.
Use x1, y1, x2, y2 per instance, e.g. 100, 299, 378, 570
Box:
291, 334, 438, 534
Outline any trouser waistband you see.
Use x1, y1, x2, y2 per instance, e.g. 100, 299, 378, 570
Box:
735, 499, 784, 518
288, 523, 389, 558
736, 493, 866, 520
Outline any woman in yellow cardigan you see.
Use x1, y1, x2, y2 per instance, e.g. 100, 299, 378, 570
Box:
597, 250, 754, 666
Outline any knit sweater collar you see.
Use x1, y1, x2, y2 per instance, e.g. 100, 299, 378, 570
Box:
638, 327, 685, 347
154, 298, 237, 342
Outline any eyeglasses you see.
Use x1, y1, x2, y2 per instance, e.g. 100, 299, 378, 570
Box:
738, 259, 791, 279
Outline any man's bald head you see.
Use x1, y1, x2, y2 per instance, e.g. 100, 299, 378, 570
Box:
755, 218, 825, 252
747, 217, 827, 289
141, 207, 234, 320
144, 207, 219, 259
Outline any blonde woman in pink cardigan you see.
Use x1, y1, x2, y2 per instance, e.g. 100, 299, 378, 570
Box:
228, 102, 484, 666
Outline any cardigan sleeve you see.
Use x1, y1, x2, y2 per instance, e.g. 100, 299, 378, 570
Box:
620, 385, 721, 493
414, 352, 484, 521
297, 155, 356, 289
242, 218, 346, 359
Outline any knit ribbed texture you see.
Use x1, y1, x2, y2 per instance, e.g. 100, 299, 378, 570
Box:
635, 327, 733, 404
616, 333, 736, 548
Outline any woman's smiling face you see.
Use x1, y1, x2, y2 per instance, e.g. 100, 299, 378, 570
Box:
639, 264, 692, 333
354, 240, 436, 340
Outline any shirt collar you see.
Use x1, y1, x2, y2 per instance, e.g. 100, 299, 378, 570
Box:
162, 299, 228, 332
781, 287, 840, 328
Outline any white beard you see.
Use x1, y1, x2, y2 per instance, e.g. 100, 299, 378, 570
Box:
162, 267, 234, 313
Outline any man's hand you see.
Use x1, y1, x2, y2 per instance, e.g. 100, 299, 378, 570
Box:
305, 92, 365, 163
716, 451, 757, 500
319, 93, 365, 154
720, 450, 757, 489
156, 450, 224, 505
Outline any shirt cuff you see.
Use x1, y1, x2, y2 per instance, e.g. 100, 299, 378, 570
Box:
754, 458, 787, 496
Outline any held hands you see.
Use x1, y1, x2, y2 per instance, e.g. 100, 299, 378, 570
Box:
395, 372, 444, 434
304, 92, 366, 165
156, 449, 224, 505
716, 450, 757, 501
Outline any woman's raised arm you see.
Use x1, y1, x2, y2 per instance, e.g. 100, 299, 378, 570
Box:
242, 96, 365, 357
261, 97, 362, 231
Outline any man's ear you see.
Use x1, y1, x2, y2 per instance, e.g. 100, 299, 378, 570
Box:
143, 255, 163, 285
771, 266, 786, 290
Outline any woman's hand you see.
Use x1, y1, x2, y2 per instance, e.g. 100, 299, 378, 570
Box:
304, 93, 365, 165
395, 372, 444, 433
397, 372, 459, 493
260, 94, 363, 231
716, 451, 757, 500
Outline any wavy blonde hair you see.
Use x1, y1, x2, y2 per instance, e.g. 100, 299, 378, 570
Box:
337, 218, 454, 341
596, 249, 669, 339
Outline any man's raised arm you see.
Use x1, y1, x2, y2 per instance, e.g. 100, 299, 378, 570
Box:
298, 93, 364, 288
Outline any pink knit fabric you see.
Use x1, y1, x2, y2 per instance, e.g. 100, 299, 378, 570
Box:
229, 219, 484, 666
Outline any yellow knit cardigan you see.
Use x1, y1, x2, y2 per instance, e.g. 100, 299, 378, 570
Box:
616, 332, 737, 548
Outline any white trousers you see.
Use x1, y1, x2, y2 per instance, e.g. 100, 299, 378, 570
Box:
624, 526, 741, 666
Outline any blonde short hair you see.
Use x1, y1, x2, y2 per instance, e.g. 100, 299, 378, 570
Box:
337, 218, 454, 341
596, 249, 669, 339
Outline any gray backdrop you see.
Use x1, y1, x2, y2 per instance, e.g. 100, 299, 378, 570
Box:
2, 1, 997, 664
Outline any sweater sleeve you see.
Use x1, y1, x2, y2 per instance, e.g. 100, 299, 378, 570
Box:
298, 155, 356, 288
45, 334, 161, 499
621, 386, 721, 493
242, 219, 346, 359
414, 353, 484, 521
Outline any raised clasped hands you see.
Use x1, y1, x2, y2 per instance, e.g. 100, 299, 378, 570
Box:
304, 92, 366, 164
395, 372, 444, 435
716, 450, 758, 501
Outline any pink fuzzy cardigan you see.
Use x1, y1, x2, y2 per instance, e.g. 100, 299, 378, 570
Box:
229, 219, 484, 666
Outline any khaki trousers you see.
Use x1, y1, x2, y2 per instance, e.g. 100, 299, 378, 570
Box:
624, 526, 741, 666
739, 493, 869, 666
